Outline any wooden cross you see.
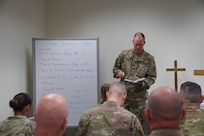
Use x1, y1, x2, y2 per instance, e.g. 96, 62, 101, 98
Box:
166, 60, 186, 91
194, 69, 204, 76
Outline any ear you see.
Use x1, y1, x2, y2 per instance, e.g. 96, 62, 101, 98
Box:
61, 117, 68, 131
123, 93, 127, 101
100, 93, 102, 98
200, 96, 203, 103
25, 104, 31, 111
145, 108, 151, 122
106, 91, 109, 98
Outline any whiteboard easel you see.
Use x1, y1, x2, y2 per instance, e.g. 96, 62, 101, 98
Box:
32, 38, 99, 127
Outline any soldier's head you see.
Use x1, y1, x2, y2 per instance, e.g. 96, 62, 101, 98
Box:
107, 82, 127, 106
9, 92, 32, 117
35, 93, 69, 135
145, 86, 184, 130
100, 83, 111, 104
133, 32, 145, 54
179, 81, 202, 106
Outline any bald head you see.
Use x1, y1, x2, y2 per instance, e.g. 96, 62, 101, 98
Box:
35, 93, 69, 136
146, 86, 184, 130
148, 86, 182, 120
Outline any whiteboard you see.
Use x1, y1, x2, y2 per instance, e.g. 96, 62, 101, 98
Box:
32, 38, 99, 127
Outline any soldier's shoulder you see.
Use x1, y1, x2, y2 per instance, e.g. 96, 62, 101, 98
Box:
119, 107, 140, 120
82, 105, 103, 116
0, 117, 35, 136
150, 129, 184, 136
197, 108, 204, 115
143, 51, 154, 59
120, 49, 133, 55
184, 109, 204, 135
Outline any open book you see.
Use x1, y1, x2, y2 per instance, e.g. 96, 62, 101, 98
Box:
124, 77, 145, 83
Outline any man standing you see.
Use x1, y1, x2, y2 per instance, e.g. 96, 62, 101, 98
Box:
113, 32, 156, 123
179, 81, 204, 135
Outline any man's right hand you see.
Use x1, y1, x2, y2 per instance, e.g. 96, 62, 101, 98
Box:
117, 71, 125, 79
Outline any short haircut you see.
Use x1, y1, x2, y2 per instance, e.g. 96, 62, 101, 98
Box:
108, 82, 127, 98
148, 87, 183, 120
134, 32, 145, 40
180, 81, 202, 103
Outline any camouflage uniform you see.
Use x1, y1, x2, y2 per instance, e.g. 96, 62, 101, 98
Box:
0, 116, 36, 136
113, 49, 156, 122
76, 101, 145, 136
150, 129, 185, 136
181, 108, 204, 136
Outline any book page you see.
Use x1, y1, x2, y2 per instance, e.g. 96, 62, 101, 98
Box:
124, 77, 145, 83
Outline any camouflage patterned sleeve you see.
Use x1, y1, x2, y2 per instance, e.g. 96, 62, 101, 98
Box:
24, 121, 36, 136
143, 54, 157, 89
113, 50, 126, 78
76, 112, 90, 136
132, 116, 145, 136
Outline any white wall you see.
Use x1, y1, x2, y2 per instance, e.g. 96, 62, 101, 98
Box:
46, 0, 204, 94
0, 0, 46, 121
1, 0, 204, 122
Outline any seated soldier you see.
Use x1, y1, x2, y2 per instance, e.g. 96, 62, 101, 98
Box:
145, 86, 185, 136
77, 82, 145, 136
0, 92, 36, 136
179, 81, 204, 135
34, 93, 69, 136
